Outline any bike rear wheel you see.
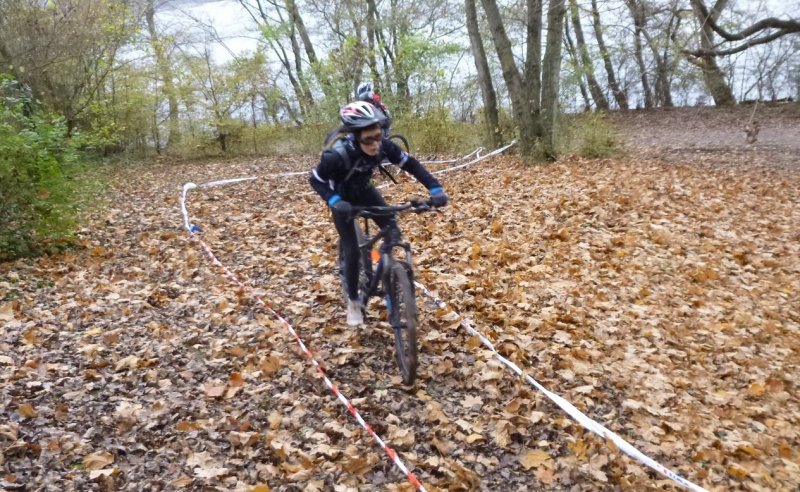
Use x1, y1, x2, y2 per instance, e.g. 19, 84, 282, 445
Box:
377, 134, 410, 183
387, 261, 418, 385
387, 133, 410, 153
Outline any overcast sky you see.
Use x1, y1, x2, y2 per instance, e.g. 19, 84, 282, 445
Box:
160, 0, 260, 61
162, 0, 800, 63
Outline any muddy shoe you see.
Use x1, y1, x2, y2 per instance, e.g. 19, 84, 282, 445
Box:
346, 299, 364, 326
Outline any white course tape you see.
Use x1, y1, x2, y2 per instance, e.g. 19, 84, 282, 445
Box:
184, 142, 513, 193
200, 176, 258, 188
376, 141, 516, 190
414, 281, 709, 492
431, 140, 515, 176
419, 147, 484, 165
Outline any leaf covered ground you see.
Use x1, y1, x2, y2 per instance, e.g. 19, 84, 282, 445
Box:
2, 106, 799, 491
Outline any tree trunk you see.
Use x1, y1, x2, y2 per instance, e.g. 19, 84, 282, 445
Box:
285, 0, 331, 100
625, 0, 653, 108
690, 0, 736, 105
145, 0, 181, 147
568, 0, 608, 110
641, 16, 674, 107
564, 19, 591, 111
372, 7, 398, 100
465, 0, 501, 147
590, 0, 627, 109
366, 0, 381, 91
541, 0, 566, 159
523, 0, 543, 115
286, 21, 314, 108
481, 0, 537, 158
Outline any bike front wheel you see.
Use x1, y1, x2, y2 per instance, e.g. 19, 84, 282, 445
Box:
387, 261, 418, 385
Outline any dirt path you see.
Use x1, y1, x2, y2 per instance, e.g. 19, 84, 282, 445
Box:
2, 110, 799, 491
609, 102, 800, 169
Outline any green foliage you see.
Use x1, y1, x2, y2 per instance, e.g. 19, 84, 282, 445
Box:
0, 76, 97, 261
476, 107, 516, 148
243, 122, 331, 156
394, 109, 482, 155
562, 112, 622, 158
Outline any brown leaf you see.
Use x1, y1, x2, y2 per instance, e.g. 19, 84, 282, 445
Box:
747, 382, 766, 397
260, 356, 281, 377
170, 476, 193, 488
115, 355, 140, 372
226, 346, 246, 357
88, 468, 117, 479
491, 219, 503, 235
535, 466, 556, 484
727, 464, 749, 480
778, 441, 792, 459
0, 302, 15, 321
83, 451, 115, 470
229, 372, 245, 387
224, 385, 241, 400
519, 449, 553, 470
267, 411, 282, 430
568, 438, 589, 459
342, 456, 372, 474
176, 420, 200, 432
22, 329, 40, 345
202, 382, 226, 398
17, 403, 37, 419
432, 436, 455, 455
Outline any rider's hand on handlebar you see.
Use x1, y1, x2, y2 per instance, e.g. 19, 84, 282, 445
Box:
429, 187, 448, 208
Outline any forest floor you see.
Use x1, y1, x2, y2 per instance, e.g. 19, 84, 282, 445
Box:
1, 103, 799, 492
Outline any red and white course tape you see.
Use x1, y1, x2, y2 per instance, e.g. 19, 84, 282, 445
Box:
180, 183, 427, 491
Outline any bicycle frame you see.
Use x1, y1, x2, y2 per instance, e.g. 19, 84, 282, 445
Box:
358, 219, 413, 303
349, 201, 429, 305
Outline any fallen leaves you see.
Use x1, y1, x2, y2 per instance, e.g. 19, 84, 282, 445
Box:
2, 111, 800, 491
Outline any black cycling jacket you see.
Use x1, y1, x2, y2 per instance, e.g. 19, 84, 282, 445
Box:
309, 136, 441, 203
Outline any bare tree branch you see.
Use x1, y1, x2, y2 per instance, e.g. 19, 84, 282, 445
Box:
690, 0, 800, 41
683, 0, 799, 57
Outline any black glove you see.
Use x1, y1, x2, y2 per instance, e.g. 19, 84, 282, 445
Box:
429, 187, 448, 208
328, 195, 352, 216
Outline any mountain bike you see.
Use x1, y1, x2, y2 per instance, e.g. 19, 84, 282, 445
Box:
337, 199, 433, 385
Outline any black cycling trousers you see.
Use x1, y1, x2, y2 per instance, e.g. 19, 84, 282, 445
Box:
332, 187, 397, 301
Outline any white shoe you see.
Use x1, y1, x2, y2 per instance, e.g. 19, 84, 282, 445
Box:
346, 299, 364, 326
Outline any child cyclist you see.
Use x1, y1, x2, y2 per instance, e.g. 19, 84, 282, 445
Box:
309, 101, 448, 326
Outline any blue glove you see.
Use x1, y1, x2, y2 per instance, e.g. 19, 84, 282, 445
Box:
328, 195, 352, 216
429, 187, 448, 208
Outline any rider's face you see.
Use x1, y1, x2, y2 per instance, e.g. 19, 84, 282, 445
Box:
358, 129, 383, 156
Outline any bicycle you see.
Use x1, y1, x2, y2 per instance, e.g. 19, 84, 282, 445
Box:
337, 199, 433, 385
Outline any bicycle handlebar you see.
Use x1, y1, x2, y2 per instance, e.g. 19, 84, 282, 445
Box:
351, 199, 435, 218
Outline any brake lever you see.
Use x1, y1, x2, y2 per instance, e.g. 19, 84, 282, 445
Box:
411, 200, 434, 213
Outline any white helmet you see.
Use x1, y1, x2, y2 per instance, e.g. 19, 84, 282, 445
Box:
356, 82, 373, 101
339, 101, 387, 131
